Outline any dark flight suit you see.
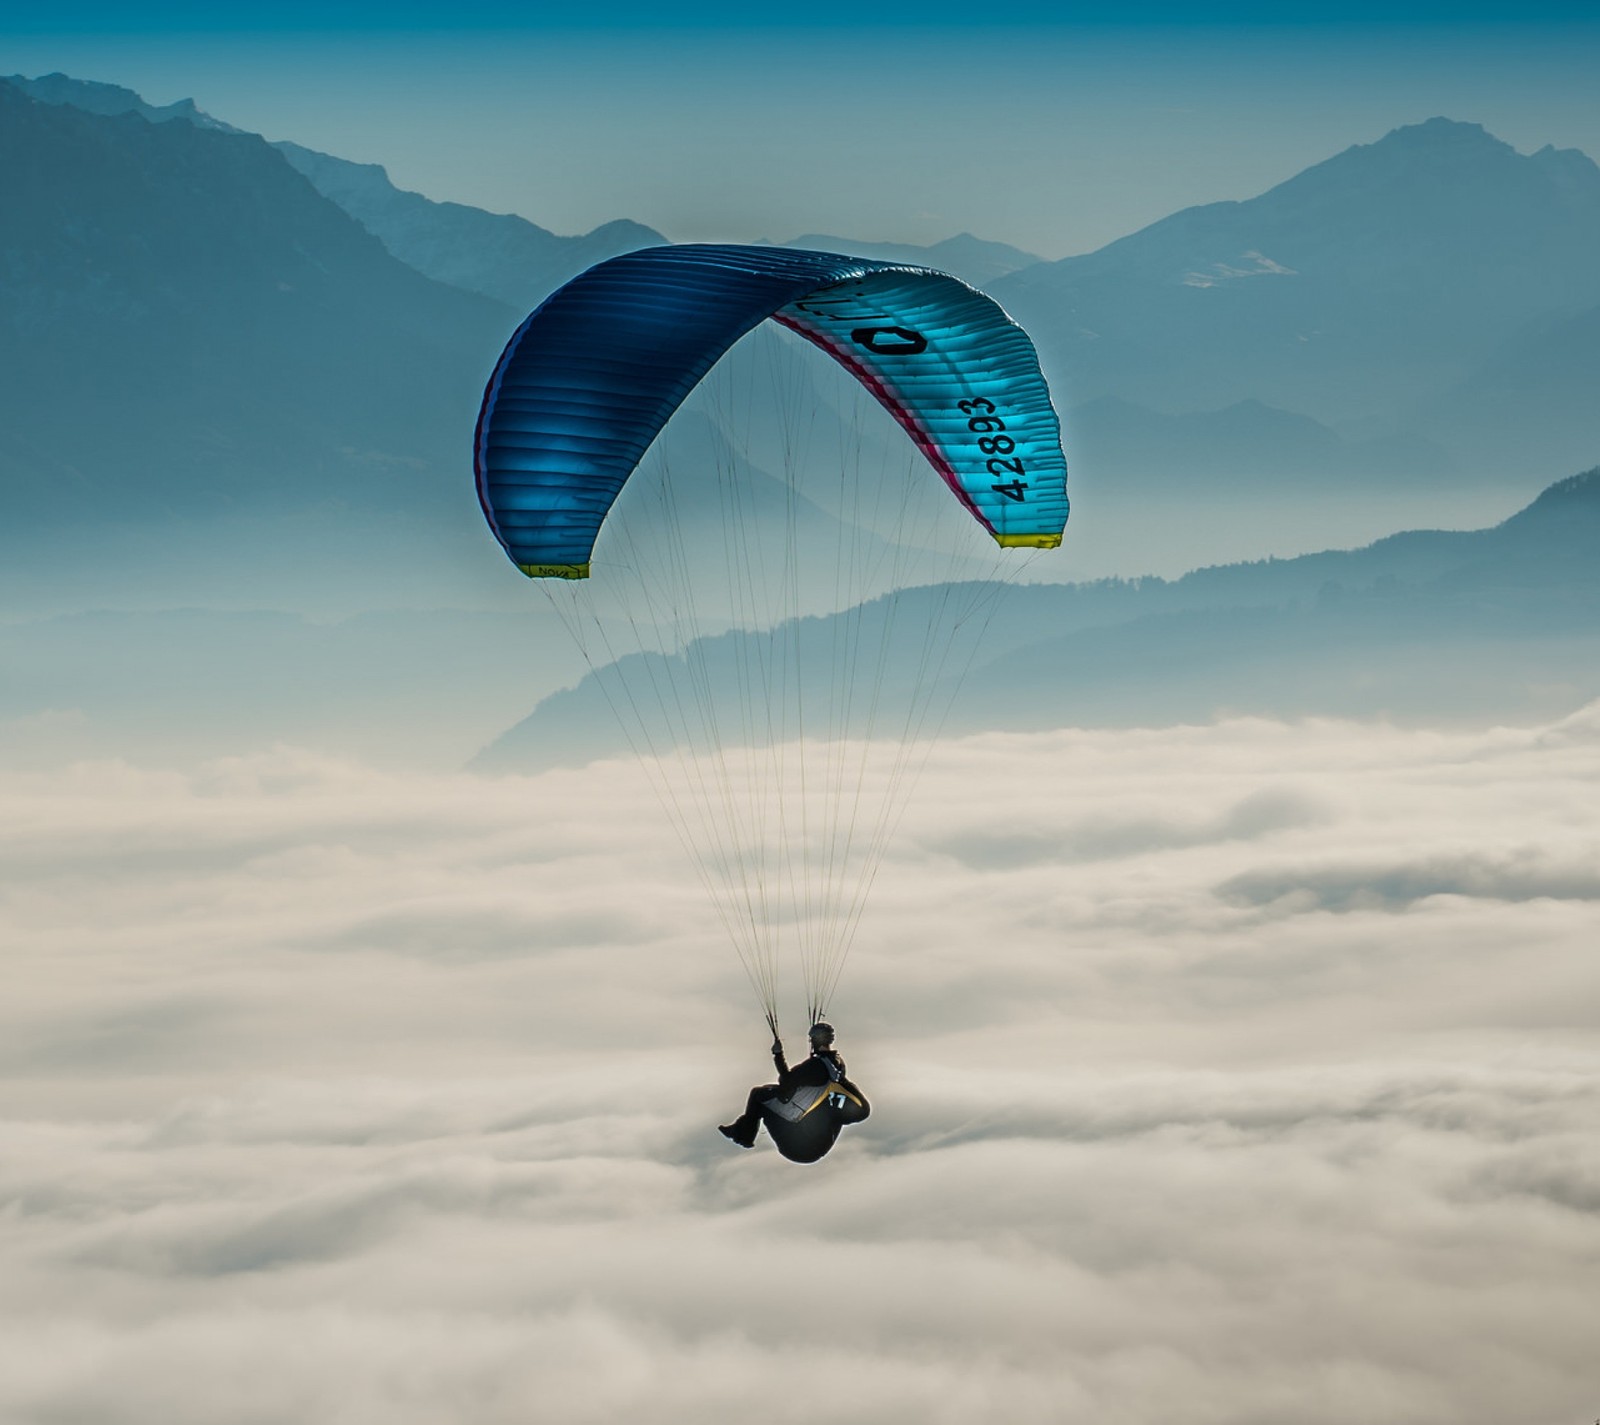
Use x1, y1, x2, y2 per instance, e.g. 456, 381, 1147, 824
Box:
723, 1045, 868, 1158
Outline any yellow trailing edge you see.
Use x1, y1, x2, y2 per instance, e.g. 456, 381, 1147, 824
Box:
518, 562, 591, 580
993, 532, 1062, 549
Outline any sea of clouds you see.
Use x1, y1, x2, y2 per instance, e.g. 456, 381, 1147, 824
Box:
3, 707, 1598, 1424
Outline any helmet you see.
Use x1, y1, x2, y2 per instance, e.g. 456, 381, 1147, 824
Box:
808, 1022, 835, 1044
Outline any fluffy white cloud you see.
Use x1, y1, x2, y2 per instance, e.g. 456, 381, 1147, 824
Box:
3, 709, 1598, 1424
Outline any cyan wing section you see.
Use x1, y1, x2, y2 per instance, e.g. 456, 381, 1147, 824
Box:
775, 270, 1068, 547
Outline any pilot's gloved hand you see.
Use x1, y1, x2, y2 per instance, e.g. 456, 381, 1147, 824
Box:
771, 1039, 784, 1057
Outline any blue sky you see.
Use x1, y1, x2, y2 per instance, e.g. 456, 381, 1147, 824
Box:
11, 0, 1600, 28
6, 6, 1599, 255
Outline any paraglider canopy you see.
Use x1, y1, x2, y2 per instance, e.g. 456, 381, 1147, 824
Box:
475, 244, 1068, 579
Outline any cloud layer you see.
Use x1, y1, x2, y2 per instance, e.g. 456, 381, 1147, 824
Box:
3, 708, 1598, 1424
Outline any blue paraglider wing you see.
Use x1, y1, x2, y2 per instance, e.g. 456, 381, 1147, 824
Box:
475, 244, 1068, 578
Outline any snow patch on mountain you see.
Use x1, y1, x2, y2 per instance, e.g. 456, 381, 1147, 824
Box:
1182, 250, 1298, 287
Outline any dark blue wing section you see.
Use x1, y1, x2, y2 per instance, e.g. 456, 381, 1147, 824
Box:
474, 244, 1068, 577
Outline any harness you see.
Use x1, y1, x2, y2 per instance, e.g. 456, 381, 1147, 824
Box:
761, 1056, 863, 1123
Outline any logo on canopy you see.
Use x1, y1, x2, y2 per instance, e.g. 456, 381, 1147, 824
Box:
850, 326, 927, 356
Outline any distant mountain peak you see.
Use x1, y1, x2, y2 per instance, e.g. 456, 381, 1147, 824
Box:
1292, 115, 1522, 189
994, 110, 1600, 444
586, 218, 662, 243
1529, 141, 1600, 189
1379, 116, 1505, 149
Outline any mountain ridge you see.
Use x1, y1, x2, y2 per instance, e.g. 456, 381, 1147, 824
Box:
476, 466, 1600, 771
4, 70, 242, 132
0, 76, 511, 527
273, 142, 665, 309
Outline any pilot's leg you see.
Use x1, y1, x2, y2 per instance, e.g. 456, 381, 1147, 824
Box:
719, 1083, 779, 1148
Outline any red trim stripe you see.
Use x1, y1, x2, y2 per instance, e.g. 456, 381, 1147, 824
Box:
771, 311, 994, 535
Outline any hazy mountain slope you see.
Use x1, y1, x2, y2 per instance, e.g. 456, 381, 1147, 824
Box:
1064, 395, 1455, 493
477, 467, 1600, 769
275, 143, 663, 310
1416, 301, 1600, 473
956, 465, 1600, 729
0, 77, 512, 532
996, 120, 1600, 443
966, 469, 1600, 729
